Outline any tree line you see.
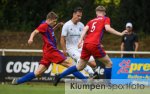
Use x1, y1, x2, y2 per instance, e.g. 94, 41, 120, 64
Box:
0, 0, 149, 34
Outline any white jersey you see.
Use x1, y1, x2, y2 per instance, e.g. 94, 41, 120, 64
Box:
61, 20, 84, 50
61, 20, 95, 75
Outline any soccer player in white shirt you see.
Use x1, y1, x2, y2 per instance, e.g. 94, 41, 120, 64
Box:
61, 7, 96, 77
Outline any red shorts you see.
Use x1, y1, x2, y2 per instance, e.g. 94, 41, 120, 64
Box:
40, 48, 66, 68
81, 43, 106, 60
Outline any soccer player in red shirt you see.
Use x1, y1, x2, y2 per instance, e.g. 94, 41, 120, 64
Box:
53, 6, 127, 86
12, 11, 87, 85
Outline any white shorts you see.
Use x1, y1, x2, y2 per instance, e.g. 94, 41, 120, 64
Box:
67, 48, 95, 64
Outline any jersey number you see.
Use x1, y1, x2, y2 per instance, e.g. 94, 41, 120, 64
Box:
90, 22, 97, 32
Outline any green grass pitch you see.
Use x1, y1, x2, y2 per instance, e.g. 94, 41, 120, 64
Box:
0, 82, 150, 94
0, 82, 65, 94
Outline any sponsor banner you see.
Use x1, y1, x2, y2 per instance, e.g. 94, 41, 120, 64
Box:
1, 56, 53, 81
111, 58, 150, 85
4, 56, 150, 83
0, 56, 105, 82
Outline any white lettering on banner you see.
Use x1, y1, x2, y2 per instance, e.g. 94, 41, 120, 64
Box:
6, 61, 52, 73
45, 64, 52, 73
22, 61, 30, 73
95, 66, 104, 75
13, 61, 22, 73
6, 61, 13, 73
30, 62, 39, 72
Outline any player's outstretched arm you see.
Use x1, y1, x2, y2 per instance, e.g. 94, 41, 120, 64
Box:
105, 25, 127, 36
78, 26, 89, 48
28, 30, 39, 45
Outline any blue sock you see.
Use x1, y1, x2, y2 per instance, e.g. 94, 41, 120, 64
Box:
59, 66, 87, 80
17, 72, 36, 84
104, 68, 112, 79
59, 66, 78, 79
72, 71, 87, 79
72, 71, 87, 83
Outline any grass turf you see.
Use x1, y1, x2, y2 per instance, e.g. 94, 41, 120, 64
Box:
0, 83, 64, 94
0, 82, 150, 94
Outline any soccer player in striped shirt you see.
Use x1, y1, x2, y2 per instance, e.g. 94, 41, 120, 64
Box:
12, 11, 87, 85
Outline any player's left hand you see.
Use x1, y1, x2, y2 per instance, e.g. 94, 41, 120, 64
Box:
78, 40, 83, 48
63, 50, 68, 56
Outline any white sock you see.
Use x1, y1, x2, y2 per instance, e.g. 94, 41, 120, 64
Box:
84, 65, 94, 75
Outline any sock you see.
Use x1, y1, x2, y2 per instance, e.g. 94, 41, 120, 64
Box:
59, 66, 87, 79
73, 71, 87, 83
17, 72, 36, 84
72, 71, 87, 79
59, 66, 78, 79
104, 67, 112, 79
84, 65, 94, 75
59, 66, 87, 83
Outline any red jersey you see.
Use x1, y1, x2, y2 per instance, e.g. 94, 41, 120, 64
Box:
36, 22, 57, 53
84, 16, 110, 45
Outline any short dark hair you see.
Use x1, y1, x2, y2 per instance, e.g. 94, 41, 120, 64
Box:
73, 7, 83, 13
46, 11, 58, 20
95, 6, 106, 12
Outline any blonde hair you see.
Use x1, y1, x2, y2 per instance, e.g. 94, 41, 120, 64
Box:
46, 11, 58, 20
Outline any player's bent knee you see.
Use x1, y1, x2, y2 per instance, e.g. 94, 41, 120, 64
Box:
105, 61, 112, 68
76, 63, 86, 71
